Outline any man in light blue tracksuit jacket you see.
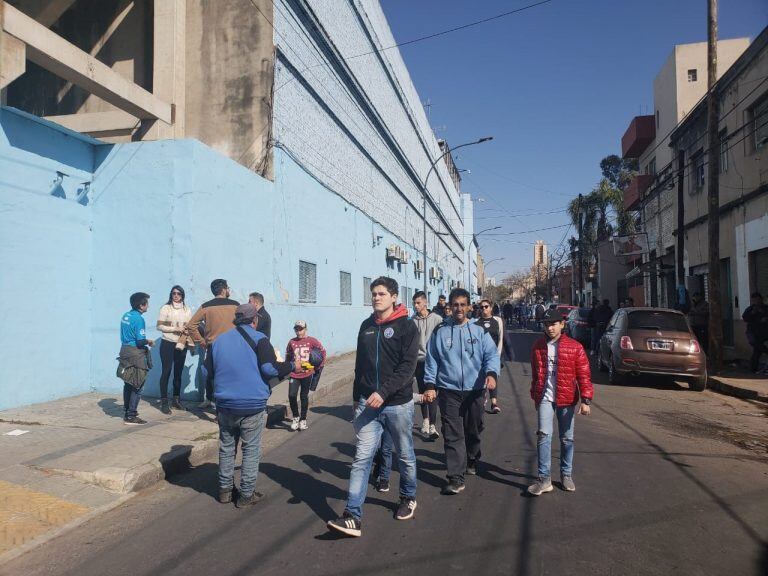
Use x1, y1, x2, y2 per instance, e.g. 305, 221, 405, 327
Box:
424, 288, 500, 495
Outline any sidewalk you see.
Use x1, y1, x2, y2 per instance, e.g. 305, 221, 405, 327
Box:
0, 352, 354, 563
709, 369, 768, 403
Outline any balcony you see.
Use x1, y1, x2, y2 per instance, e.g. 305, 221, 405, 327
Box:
624, 174, 653, 210
621, 116, 656, 159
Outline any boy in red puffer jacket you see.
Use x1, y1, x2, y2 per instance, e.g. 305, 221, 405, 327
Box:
529, 308, 593, 495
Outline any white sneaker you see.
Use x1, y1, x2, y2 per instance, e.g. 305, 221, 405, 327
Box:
421, 418, 430, 436
290, 417, 300, 431
299, 419, 308, 431
429, 424, 439, 439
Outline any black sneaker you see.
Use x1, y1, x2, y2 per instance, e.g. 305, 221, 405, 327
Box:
219, 489, 233, 504
375, 478, 390, 493
161, 400, 171, 415
442, 479, 465, 495
327, 512, 362, 537
124, 416, 147, 425
395, 497, 417, 520
235, 491, 263, 508
466, 461, 478, 476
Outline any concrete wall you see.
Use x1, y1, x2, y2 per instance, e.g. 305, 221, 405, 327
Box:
273, 0, 465, 295
0, 105, 454, 409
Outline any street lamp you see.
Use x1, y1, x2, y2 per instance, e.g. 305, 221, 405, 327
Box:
475, 225, 501, 238
422, 137, 493, 294
484, 257, 505, 267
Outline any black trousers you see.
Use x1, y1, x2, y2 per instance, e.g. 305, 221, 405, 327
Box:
204, 348, 214, 401
159, 339, 187, 399
438, 389, 485, 482
415, 361, 437, 424
288, 377, 311, 419
750, 339, 768, 372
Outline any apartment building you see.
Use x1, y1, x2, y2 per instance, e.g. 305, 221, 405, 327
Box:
621, 38, 749, 308
669, 26, 768, 359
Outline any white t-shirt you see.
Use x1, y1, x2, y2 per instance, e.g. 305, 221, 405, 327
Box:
543, 340, 558, 402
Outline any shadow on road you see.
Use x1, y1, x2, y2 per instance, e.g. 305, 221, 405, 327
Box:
310, 404, 353, 422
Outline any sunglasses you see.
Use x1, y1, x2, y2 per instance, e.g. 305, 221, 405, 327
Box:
294, 326, 305, 331
481, 305, 490, 309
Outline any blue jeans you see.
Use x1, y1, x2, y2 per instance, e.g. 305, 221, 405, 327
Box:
346, 400, 417, 520
123, 383, 142, 419
536, 401, 575, 479
377, 428, 394, 482
218, 410, 265, 497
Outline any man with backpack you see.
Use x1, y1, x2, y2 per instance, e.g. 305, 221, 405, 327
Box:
208, 304, 300, 507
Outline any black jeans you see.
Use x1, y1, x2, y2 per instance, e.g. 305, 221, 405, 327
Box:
438, 389, 485, 482
159, 339, 187, 398
204, 347, 214, 401
288, 377, 311, 419
415, 362, 437, 424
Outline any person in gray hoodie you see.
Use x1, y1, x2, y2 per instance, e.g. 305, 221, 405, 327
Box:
412, 290, 444, 438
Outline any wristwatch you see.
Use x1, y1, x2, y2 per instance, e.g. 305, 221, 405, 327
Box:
581, 398, 591, 405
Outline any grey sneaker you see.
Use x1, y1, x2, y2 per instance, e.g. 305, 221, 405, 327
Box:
441, 479, 465, 495
527, 477, 553, 496
235, 491, 263, 508
395, 497, 417, 520
561, 475, 576, 492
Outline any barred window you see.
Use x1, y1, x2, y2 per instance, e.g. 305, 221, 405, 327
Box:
340, 271, 352, 305
299, 261, 317, 303
363, 277, 372, 305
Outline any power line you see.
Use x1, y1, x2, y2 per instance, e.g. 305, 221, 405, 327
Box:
346, 0, 554, 60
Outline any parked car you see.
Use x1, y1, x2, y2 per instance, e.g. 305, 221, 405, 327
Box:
556, 305, 577, 320
565, 307, 592, 347
597, 307, 707, 390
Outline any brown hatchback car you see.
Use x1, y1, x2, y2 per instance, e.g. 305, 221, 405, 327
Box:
597, 307, 707, 390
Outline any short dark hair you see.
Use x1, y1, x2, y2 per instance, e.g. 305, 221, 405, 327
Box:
438, 294, 446, 300
449, 288, 471, 304
210, 279, 228, 296
370, 276, 399, 296
130, 292, 150, 310
249, 292, 264, 305
412, 290, 427, 301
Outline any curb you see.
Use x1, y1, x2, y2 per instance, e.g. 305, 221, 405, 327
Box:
123, 370, 354, 493
709, 378, 768, 404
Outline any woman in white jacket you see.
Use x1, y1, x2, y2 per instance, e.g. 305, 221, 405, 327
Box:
156, 285, 193, 413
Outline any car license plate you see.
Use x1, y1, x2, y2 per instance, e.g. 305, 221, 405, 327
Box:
649, 340, 673, 351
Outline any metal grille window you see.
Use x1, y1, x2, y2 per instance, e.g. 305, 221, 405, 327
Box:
753, 96, 768, 150
340, 271, 352, 305
299, 261, 317, 303
363, 277, 372, 305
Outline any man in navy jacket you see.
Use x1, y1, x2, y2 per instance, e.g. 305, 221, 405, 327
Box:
209, 303, 299, 507
327, 277, 421, 537
424, 288, 500, 495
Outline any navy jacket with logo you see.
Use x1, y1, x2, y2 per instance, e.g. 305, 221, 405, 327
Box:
353, 304, 419, 406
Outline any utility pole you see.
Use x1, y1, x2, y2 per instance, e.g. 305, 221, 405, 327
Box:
676, 149, 686, 287
706, 0, 723, 372
577, 193, 584, 306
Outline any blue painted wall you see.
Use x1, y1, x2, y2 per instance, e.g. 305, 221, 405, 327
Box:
0, 107, 458, 410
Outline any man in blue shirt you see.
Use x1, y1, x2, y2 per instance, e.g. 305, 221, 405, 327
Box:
424, 288, 500, 495
209, 303, 300, 507
118, 292, 154, 424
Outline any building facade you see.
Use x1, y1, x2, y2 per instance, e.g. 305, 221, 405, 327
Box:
621, 38, 749, 309
669, 27, 768, 360
0, 0, 473, 409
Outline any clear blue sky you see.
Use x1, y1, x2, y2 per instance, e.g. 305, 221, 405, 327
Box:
381, 0, 767, 280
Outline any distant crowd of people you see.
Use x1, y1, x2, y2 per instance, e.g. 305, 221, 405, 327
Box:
115, 278, 594, 533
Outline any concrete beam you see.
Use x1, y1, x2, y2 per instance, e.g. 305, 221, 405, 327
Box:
1, 1, 172, 123
44, 110, 139, 133
22, 0, 77, 27
0, 29, 25, 89
146, 0, 185, 139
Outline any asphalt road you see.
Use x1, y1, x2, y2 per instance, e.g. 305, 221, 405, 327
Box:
3, 330, 767, 576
